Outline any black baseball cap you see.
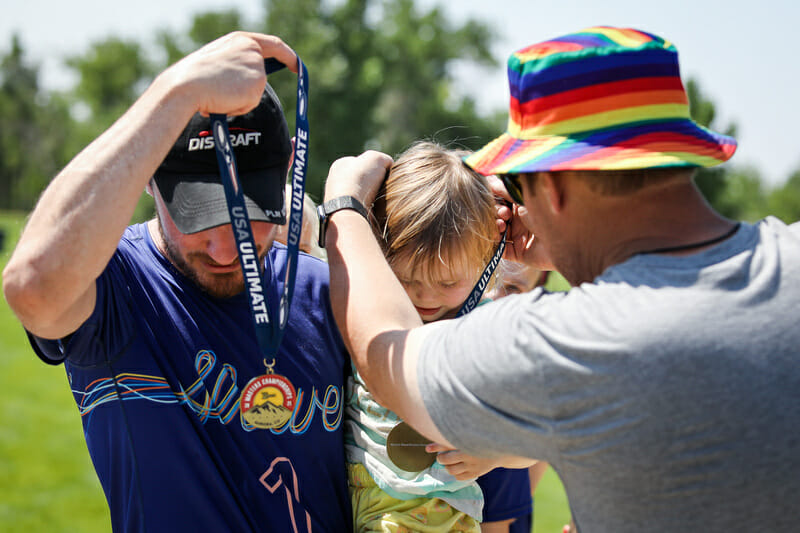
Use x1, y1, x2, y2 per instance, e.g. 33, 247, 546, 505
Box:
153, 84, 292, 234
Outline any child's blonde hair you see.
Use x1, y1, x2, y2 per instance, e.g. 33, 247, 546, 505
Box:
376, 141, 497, 284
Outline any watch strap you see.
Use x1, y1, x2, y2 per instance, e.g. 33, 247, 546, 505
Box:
317, 195, 370, 248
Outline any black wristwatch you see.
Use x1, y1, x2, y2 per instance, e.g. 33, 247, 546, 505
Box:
317, 196, 370, 248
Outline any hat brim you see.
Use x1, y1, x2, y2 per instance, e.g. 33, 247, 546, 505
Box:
155, 166, 287, 234
465, 119, 737, 176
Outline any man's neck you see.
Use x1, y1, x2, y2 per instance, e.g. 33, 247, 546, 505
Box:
564, 181, 734, 284
147, 218, 168, 259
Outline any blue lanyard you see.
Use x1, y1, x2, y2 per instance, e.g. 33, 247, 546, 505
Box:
456, 226, 508, 317
210, 57, 309, 358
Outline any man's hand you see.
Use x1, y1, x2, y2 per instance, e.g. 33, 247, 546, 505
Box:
324, 151, 394, 209
166, 32, 298, 118
488, 175, 539, 264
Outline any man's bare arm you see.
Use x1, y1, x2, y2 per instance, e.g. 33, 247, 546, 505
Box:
2, 32, 296, 340
323, 152, 453, 447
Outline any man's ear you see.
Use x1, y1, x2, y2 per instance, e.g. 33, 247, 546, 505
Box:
540, 172, 565, 214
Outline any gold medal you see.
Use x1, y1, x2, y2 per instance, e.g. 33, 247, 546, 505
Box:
240, 359, 296, 429
386, 421, 436, 472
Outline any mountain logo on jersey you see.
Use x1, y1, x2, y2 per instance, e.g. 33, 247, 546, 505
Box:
240, 367, 297, 430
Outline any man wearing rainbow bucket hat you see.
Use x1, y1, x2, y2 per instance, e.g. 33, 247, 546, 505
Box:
321, 27, 800, 531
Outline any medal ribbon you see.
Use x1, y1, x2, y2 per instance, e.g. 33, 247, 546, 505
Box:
210, 56, 309, 358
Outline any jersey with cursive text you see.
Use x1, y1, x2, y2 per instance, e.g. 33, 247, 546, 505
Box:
28, 223, 351, 532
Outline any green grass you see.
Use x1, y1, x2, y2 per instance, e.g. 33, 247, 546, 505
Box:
532, 468, 571, 533
0, 210, 571, 532
0, 212, 111, 532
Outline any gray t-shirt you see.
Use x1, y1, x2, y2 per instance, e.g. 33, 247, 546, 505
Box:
419, 217, 800, 532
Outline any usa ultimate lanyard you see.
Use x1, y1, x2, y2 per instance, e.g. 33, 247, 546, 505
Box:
210, 57, 309, 430
455, 222, 508, 316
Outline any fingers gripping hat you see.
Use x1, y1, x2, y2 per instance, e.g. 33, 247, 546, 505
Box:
465, 26, 737, 175
154, 84, 292, 234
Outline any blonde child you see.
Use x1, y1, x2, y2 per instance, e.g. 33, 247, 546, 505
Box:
345, 141, 533, 532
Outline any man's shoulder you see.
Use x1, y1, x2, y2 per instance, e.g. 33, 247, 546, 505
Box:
117, 222, 153, 258
761, 216, 800, 240
122, 222, 149, 242
268, 242, 330, 282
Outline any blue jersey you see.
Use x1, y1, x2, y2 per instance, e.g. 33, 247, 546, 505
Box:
478, 467, 532, 531
29, 223, 351, 532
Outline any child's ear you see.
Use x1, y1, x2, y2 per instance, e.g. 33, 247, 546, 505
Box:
145, 178, 154, 197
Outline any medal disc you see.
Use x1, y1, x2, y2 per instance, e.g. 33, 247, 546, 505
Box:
240, 372, 296, 430
386, 422, 436, 472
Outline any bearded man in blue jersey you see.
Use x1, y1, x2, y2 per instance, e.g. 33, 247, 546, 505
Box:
3, 32, 351, 532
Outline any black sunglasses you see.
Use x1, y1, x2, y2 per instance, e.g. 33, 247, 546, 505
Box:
499, 173, 525, 205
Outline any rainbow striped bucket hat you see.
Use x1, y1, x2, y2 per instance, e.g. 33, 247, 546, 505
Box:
465, 27, 737, 176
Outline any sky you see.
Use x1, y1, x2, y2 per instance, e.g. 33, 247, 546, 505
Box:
3, 0, 798, 186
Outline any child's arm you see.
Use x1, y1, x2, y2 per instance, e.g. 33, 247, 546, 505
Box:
427, 443, 537, 480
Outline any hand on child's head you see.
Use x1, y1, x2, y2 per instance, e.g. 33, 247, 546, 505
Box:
324, 151, 392, 206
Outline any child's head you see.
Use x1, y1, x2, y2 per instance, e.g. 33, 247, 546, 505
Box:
377, 141, 497, 322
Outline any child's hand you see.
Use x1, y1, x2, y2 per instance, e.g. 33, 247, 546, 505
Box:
426, 443, 503, 480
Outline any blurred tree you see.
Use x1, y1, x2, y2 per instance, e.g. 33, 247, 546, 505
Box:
685, 78, 739, 209
261, 0, 503, 200
189, 10, 244, 44
0, 35, 77, 210
713, 165, 770, 221
65, 38, 157, 222
55, 1, 501, 217
8, 7, 789, 226
149, 1, 503, 201
156, 9, 246, 67
66, 38, 154, 128
767, 168, 800, 224
6, 1, 503, 214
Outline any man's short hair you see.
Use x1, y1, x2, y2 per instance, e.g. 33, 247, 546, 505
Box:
569, 167, 697, 196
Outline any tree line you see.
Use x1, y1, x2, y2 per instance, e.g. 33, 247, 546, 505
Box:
2, 0, 799, 225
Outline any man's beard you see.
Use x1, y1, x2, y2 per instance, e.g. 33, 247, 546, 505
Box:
157, 218, 266, 299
